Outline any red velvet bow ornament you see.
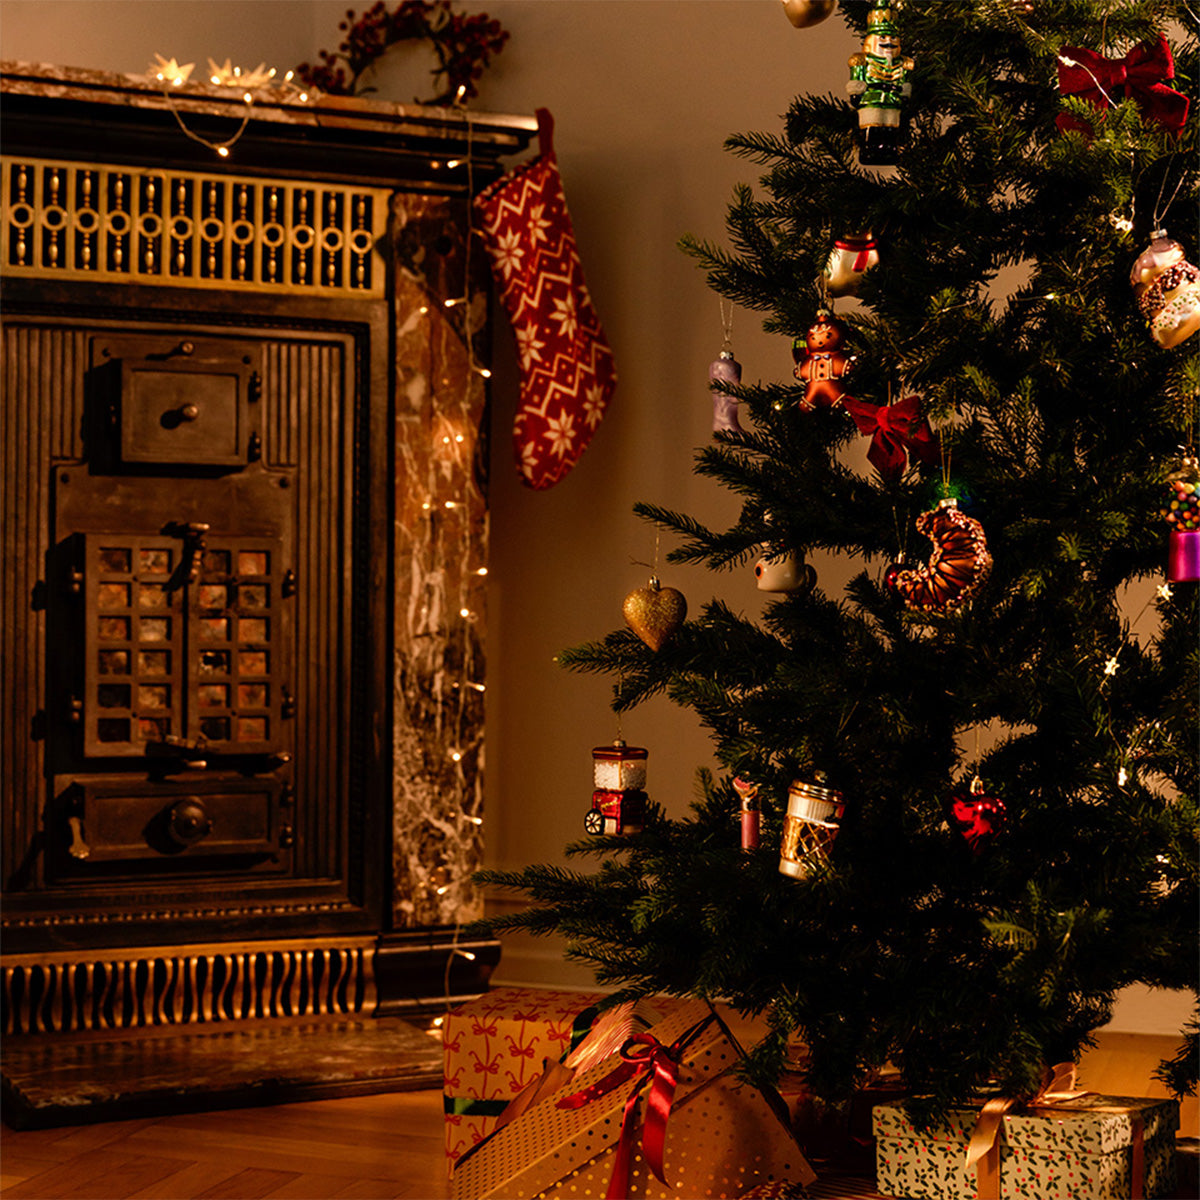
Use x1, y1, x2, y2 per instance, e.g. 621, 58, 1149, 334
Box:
1057, 35, 1189, 135
555, 1016, 713, 1200
842, 394, 940, 483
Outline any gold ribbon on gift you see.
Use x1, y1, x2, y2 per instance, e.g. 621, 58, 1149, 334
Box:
963, 1064, 1147, 1200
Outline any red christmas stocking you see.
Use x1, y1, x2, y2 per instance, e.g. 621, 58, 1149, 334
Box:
475, 109, 616, 490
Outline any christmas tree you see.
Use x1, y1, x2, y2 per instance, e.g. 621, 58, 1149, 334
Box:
477, 0, 1199, 1120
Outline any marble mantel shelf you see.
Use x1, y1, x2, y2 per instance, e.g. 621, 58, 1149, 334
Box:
0, 60, 537, 183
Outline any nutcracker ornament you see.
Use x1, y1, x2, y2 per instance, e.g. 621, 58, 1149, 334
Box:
792, 311, 856, 410
779, 776, 845, 879
1130, 231, 1200, 349
823, 232, 879, 298
710, 350, 743, 434
886, 497, 992, 614
846, 4, 913, 166
587, 740, 648, 836
1162, 452, 1200, 582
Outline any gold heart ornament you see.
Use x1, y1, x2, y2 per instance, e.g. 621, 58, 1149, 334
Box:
622, 576, 687, 651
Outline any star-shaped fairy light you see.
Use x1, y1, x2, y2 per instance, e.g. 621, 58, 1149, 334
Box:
1157, 583, 1173, 601
1103, 655, 1119, 676
149, 55, 195, 87
208, 58, 277, 90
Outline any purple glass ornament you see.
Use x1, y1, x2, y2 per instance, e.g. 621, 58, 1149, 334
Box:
709, 351, 742, 434
1168, 529, 1200, 582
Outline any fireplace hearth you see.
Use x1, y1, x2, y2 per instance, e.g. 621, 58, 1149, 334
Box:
0, 63, 535, 1050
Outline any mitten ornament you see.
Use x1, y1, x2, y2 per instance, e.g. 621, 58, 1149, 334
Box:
1129, 231, 1200, 349
475, 109, 617, 489
792, 311, 855, 410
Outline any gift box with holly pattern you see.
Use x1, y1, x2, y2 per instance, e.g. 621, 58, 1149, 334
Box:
873, 1093, 1178, 1199
442, 986, 607, 1168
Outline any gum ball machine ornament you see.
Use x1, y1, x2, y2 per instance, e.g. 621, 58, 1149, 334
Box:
1162, 452, 1200, 582
587, 740, 648, 835
779, 776, 845, 879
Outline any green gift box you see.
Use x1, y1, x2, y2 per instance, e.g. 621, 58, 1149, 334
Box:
873, 1093, 1179, 1199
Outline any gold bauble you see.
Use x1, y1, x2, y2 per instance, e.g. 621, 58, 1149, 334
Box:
781, 0, 836, 29
622, 577, 687, 651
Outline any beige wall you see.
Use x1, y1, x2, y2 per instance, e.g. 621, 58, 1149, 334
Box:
1, 0, 1189, 1036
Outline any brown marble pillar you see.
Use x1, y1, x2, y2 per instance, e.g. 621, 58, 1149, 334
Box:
390, 191, 490, 929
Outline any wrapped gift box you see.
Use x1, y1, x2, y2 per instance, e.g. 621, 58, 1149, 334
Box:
874, 1093, 1179, 1199
442, 986, 607, 1167
451, 998, 816, 1199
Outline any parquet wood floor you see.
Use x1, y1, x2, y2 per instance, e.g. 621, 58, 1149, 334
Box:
0, 1087, 449, 1200
1, 1031, 1194, 1199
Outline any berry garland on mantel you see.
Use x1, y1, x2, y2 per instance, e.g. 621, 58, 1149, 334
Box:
297, 0, 510, 105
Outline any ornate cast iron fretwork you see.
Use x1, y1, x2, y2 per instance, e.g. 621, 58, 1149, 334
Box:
2, 937, 378, 1035
2, 158, 390, 296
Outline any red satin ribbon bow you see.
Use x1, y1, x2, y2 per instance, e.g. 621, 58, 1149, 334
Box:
555, 1016, 713, 1200
1057, 35, 1189, 134
842, 394, 939, 483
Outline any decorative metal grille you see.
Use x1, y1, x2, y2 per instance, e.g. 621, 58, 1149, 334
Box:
2, 938, 377, 1033
2, 158, 389, 296
84, 533, 287, 758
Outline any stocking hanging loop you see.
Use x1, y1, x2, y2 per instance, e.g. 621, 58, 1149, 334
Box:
535, 107, 555, 157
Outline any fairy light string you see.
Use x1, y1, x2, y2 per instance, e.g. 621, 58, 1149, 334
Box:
148, 54, 314, 159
